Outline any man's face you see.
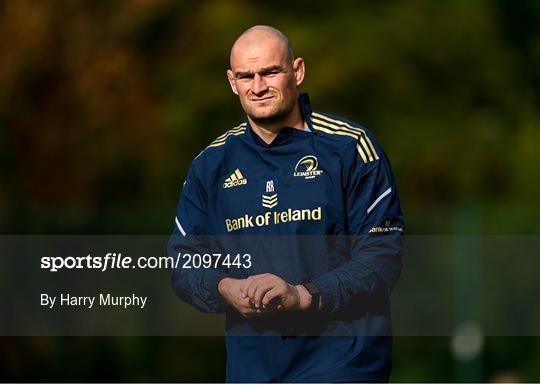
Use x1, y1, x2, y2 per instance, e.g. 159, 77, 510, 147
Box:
227, 36, 304, 124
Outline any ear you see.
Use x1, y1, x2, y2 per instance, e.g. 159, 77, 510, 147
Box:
227, 69, 239, 95
292, 57, 305, 87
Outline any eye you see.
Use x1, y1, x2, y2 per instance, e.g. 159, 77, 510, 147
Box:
236, 74, 253, 80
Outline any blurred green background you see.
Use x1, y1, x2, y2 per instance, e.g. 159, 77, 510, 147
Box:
1, 0, 539, 382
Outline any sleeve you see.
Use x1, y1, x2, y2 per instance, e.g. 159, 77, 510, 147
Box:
311, 134, 404, 315
167, 161, 229, 313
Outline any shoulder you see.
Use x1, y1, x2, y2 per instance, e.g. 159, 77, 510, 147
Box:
191, 122, 247, 168
309, 110, 382, 165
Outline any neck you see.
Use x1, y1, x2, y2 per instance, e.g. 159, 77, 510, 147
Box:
248, 101, 306, 144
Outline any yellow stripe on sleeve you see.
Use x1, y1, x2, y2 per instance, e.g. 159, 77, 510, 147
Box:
312, 123, 369, 163
312, 112, 379, 160
312, 117, 374, 162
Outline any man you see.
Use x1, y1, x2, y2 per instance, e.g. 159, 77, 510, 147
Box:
169, 25, 404, 382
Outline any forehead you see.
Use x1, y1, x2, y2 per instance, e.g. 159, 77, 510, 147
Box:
230, 36, 289, 71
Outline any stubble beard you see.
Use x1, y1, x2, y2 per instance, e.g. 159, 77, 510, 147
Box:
245, 96, 296, 127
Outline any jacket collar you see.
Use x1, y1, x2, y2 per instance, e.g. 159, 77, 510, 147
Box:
246, 93, 314, 147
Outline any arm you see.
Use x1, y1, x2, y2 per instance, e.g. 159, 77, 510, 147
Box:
167, 163, 229, 313
310, 134, 404, 315
168, 163, 268, 316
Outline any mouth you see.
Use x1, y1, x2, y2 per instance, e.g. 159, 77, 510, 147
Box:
249, 95, 275, 102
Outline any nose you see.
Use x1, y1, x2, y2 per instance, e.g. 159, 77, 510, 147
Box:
251, 73, 268, 95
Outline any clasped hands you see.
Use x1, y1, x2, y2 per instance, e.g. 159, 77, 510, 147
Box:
218, 273, 312, 317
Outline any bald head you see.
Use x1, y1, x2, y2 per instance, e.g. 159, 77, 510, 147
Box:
226, 25, 305, 130
230, 25, 294, 68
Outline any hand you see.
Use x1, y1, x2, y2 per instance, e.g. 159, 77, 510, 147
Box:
241, 273, 312, 312
217, 277, 268, 317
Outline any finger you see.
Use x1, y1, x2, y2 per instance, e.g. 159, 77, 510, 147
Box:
248, 308, 264, 316
244, 275, 282, 303
249, 298, 257, 309
261, 287, 282, 308
243, 275, 255, 289
246, 282, 263, 307
235, 295, 251, 309
241, 304, 264, 317
236, 298, 256, 315
239, 280, 248, 298
253, 283, 274, 308
247, 277, 271, 300
246, 281, 257, 300
241, 279, 254, 299
250, 285, 260, 308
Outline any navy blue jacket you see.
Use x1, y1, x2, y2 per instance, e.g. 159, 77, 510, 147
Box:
169, 94, 404, 382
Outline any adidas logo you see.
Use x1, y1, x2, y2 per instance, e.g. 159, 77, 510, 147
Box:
223, 169, 248, 189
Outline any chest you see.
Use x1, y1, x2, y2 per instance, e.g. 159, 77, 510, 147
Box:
207, 147, 346, 233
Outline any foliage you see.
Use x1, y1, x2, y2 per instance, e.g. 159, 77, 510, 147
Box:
0, 0, 538, 381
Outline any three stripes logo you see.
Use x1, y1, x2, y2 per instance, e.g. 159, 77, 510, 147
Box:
262, 180, 278, 208
223, 169, 247, 189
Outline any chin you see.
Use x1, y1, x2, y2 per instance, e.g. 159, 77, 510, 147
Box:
249, 112, 287, 125
245, 101, 293, 123
249, 107, 280, 120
